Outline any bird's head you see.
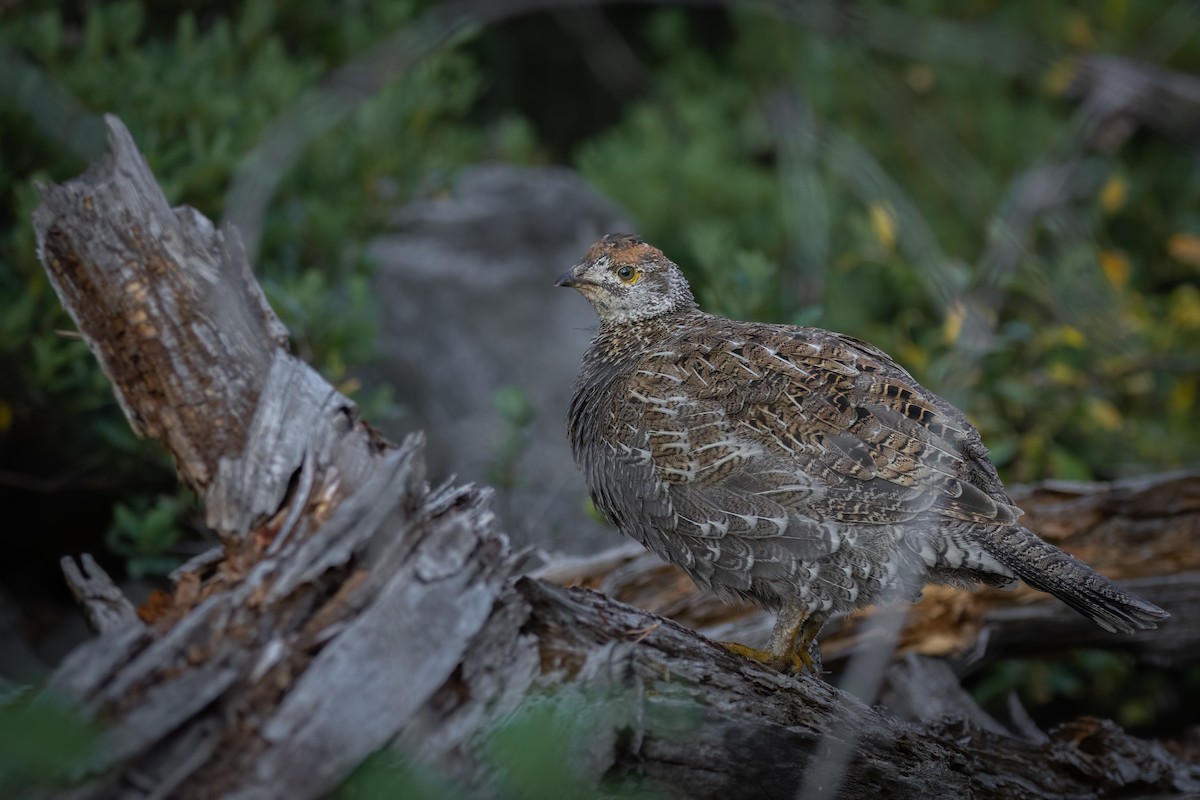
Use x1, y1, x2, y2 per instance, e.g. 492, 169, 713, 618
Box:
555, 233, 698, 324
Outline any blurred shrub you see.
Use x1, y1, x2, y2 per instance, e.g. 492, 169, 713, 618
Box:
489, 385, 536, 491
105, 494, 186, 579
1, 0, 1195, 609
0, 0, 485, 570
338, 687, 673, 798
0, 0, 1194, 771
0, 689, 99, 796
578, 3, 1200, 484
969, 651, 1199, 735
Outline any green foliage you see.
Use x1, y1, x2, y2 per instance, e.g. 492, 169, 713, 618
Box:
2, 0, 1196, 755
0, 690, 100, 796
6, 1, 1193, 565
486, 701, 605, 799
969, 650, 1182, 732
489, 385, 536, 490
338, 688, 671, 799
337, 752, 461, 800
578, 2, 1200, 484
105, 494, 187, 578
0, 0, 486, 569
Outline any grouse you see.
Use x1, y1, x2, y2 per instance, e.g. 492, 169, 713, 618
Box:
557, 233, 1168, 673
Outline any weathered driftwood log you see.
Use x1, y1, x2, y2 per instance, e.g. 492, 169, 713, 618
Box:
29, 115, 1200, 799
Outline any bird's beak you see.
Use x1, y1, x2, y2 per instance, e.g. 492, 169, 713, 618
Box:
554, 264, 584, 288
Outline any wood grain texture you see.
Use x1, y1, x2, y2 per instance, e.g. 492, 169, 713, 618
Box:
30, 115, 1200, 800
34, 117, 286, 491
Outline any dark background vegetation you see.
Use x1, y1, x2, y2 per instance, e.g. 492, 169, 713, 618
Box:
1, 0, 1198, 789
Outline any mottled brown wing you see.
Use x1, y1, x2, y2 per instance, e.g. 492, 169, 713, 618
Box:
615, 320, 1021, 558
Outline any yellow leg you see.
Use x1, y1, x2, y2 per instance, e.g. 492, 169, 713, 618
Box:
721, 641, 816, 674
721, 604, 825, 675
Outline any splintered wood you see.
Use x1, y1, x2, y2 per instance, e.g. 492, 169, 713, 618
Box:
34, 115, 1200, 800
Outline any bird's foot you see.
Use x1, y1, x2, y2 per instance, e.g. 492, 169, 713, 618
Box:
720, 640, 821, 675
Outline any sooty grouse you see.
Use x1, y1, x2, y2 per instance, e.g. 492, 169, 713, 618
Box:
557, 233, 1168, 673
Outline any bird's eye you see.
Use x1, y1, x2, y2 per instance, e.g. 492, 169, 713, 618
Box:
616, 265, 639, 284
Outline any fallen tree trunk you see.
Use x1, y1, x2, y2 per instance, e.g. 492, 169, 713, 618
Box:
26, 115, 1200, 799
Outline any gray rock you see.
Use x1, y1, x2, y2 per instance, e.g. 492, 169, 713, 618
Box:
366, 163, 629, 555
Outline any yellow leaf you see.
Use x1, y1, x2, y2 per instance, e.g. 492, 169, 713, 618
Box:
1168, 284, 1200, 329
1060, 325, 1086, 348
904, 64, 935, 94
869, 203, 896, 253
899, 342, 929, 373
1171, 378, 1196, 414
943, 301, 967, 343
0, 403, 11, 433
1124, 372, 1153, 395
1167, 232, 1200, 268
1099, 177, 1127, 214
584, 498, 608, 525
1065, 11, 1097, 49
1021, 433, 1046, 463
1047, 361, 1078, 386
1086, 397, 1122, 431
1098, 250, 1129, 289
1043, 57, 1079, 95
1102, 0, 1130, 29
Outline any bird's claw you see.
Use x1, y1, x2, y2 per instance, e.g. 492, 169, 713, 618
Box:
720, 640, 822, 676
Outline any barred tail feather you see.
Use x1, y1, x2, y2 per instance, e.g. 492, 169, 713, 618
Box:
983, 526, 1169, 634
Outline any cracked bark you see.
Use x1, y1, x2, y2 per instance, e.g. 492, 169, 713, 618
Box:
29, 115, 1200, 800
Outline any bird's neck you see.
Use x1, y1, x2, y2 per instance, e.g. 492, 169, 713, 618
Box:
571, 310, 698, 460
589, 310, 702, 366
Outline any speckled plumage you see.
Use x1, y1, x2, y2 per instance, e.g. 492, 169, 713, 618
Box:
558, 234, 1168, 671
